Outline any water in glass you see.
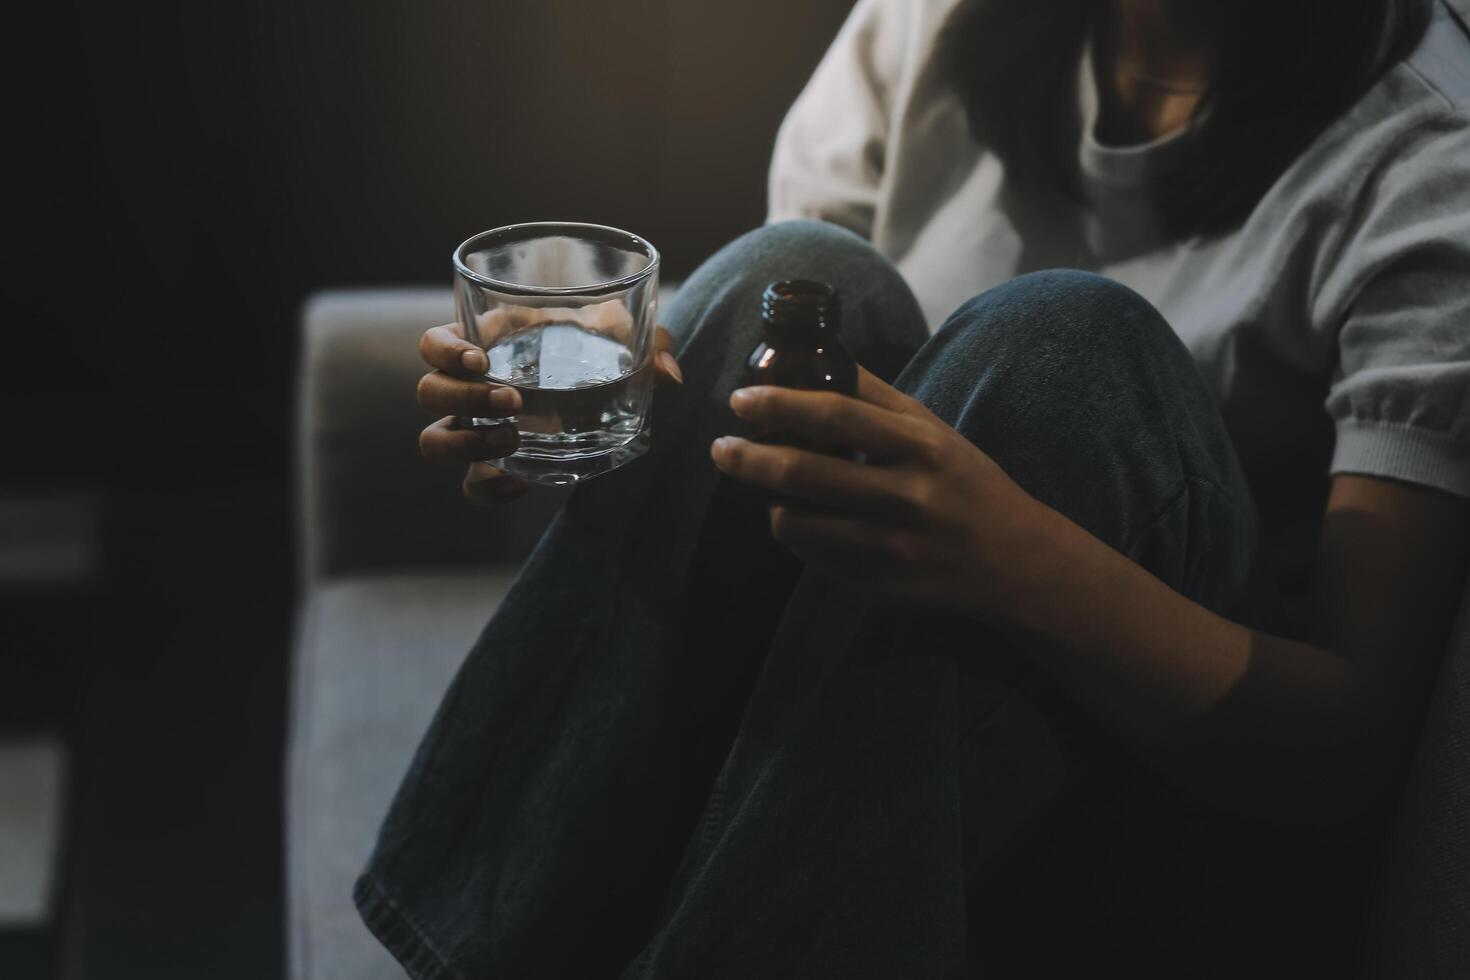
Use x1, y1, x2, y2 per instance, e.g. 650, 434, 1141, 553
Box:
486, 322, 653, 458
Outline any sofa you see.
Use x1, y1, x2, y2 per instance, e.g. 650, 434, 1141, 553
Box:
286, 288, 1470, 979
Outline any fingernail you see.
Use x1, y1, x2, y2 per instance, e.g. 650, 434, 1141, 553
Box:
658, 350, 684, 384
488, 386, 521, 412
729, 388, 754, 412
461, 348, 487, 373
710, 437, 730, 465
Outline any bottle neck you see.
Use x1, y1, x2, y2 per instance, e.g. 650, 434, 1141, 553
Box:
762, 279, 840, 344
762, 320, 839, 345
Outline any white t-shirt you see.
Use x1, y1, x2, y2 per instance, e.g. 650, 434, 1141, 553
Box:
767, 0, 1470, 542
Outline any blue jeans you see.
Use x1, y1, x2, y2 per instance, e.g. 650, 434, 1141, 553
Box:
357, 222, 1319, 978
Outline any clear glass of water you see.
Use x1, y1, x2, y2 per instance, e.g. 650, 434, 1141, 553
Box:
453, 222, 660, 485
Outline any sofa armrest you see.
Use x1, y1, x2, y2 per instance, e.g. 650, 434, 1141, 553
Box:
1369, 572, 1470, 978
295, 288, 568, 584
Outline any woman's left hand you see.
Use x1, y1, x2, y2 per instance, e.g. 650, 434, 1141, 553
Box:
711, 367, 1048, 620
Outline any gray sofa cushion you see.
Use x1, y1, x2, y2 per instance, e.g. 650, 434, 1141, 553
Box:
286, 570, 517, 980
296, 289, 568, 584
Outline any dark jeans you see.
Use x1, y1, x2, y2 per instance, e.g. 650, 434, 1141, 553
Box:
356, 221, 1300, 978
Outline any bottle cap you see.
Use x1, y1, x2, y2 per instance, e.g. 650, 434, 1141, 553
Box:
762, 280, 840, 334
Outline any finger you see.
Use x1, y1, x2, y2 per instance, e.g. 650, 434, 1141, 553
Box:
768, 502, 899, 571
420, 416, 520, 463
417, 371, 522, 416
728, 386, 932, 463
653, 326, 683, 385
711, 436, 924, 521
463, 462, 529, 507
420, 324, 488, 377
856, 366, 933, 419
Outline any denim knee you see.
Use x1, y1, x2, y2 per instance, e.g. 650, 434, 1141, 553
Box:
901, 268, 1211, 436
666, 220, 929, 384
676, 220, 896, 309
733, 218, 872, 257
935, 270, 1180, 370
894, 270, 1256, 615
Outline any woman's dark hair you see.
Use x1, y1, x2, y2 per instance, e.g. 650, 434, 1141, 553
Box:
938, 0, 1434, 237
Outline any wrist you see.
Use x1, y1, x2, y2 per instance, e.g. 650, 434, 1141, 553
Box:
972, 492, 1076, 633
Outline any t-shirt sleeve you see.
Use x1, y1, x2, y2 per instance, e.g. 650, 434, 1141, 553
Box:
765, 0, 909, 238
1324, 112, 1470, 498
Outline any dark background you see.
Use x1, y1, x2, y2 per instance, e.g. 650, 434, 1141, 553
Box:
2, 1, 854, 976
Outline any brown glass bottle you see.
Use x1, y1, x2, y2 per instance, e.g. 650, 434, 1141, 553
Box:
746, 280, 857, 395
745, 280, 857, 453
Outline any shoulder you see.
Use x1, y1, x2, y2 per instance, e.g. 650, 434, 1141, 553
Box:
1284, 4, 1470, 214
1394, 0, 1470, 111
1336, 2, 1470, 135
848, 0, 966, 33
1250, 9, 1470, 328
837, 0, 967, 69
1350, 2, 1470, 210
803, 0, 969, 119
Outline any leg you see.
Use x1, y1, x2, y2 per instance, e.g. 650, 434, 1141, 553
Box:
905, 270, 1261, 620
904, 272, 1268, 974
354, 221, 931, 979
633, 273, 1265, 979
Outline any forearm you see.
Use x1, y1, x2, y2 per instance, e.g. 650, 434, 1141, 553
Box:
998, 503, 1386, 831
714, 376, 1463, 831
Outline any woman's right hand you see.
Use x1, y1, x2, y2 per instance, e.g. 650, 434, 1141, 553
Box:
417, 320, 683, 507
417, 322, 530, 506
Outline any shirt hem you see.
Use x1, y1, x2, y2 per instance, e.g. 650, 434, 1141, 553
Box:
1330, 419, 1470, 499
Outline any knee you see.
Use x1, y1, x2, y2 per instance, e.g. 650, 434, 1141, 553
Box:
898, 269, 1198, 423
689, 220, 886, 293
667, 220, 926, 379
937, 270, 1176, 367
739, 218, 869, 254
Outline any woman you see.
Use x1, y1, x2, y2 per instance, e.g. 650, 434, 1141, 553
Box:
371, 0, 1470, 975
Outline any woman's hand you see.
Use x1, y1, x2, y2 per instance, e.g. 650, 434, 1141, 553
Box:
711, 367, 1047, 620
417, 321, 683, 506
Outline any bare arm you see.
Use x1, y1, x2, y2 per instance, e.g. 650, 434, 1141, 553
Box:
715, 373, 1469, 833
1011, 474, 1467, 831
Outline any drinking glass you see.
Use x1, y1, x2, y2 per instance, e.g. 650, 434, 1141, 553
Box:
453, 222, 660, 485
